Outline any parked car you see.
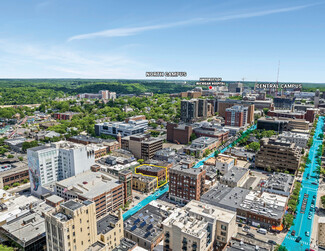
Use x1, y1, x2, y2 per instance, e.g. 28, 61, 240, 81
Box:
238, 224, 243, 227
267, 240, 277, 245
135, 196, 140, 200
295, 236, 302, 243
291, 230, 296, 236
257, 228, 267, 235
246, 233, 255, 238
305, 231, 310, 237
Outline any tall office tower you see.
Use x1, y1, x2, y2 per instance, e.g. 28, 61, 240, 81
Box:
45, 200, 97, 251
315, 89, 320, 108
27, 141, 95, 196
198, 99, 208, 118
228, 82, 243, 93
225, 105, 248, 127
181, 99, 198, 123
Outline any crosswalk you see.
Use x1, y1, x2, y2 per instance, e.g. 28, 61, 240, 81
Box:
284, 235, 309, 246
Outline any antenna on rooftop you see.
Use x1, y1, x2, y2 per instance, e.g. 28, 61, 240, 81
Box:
276, 60, 280, 85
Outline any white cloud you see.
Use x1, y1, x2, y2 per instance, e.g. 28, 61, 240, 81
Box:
68, 4, 314, 41
0, 40, 147, 78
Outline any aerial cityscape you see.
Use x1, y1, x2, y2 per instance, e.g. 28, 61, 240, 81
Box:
0, 1, 325, 251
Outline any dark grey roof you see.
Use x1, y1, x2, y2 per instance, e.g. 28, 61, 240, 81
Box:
61, 201, 83, 211
97, 214, 119, 235
112, 238, 137, 251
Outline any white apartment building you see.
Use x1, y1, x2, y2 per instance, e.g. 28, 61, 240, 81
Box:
27, 142, 95, 196
162, 200, 237, 251
278, 132, 309, 148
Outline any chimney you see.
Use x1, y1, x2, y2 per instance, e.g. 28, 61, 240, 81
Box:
117, 132, 122, 148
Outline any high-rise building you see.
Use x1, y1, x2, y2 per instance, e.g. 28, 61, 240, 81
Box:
180, 99, 198, 123
162, 200, 237, 251
118, 170, 133, 204
27, 142, 95, 196
217, 99, 255, 124
225, 105, 248, 127
180, 99, 209, 123
45, 200, 125, 251
45, 200, 98, 251
169, 165, 206, 204
315, 89, 320, 108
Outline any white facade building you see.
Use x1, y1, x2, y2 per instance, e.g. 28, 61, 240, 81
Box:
27, 142, 95, 195
278, 132, 309, 148
95, 119, 148, 137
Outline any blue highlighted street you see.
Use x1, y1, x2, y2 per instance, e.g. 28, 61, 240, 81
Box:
123, 184, 169, 220
282, 116, 324, 250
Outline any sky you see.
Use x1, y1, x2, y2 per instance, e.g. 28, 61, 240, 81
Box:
0, 0, 324, 82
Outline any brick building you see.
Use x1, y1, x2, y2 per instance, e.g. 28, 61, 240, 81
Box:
136, 164, 166, 183
55, 171, 125, 218
225, 105, 248, 127
169, 165, 206, 204
166, 122, 192, 144
217, 100, 255, 124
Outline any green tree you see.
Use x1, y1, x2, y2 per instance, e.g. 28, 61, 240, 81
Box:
7, 154, 14, 159
263, 108, 269, 115
137, 159, 144, 164
248, 142, 260, 152
274, 245, 288, 251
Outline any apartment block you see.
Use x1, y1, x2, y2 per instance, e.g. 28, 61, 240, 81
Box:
225, 105, 248, 127
53, 112, 80, 120
121, 134, 163, 160
162, 200, 237, 251
217, 100, 255, 124
169, 165, 206, 204
193, 124, 229, 141
0, 162, 29, 189
55, 171, 125, 218
255, 137, 302, 173
180, 99, 208, 123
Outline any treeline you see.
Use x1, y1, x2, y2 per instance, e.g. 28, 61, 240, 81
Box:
0, 79, 195, 105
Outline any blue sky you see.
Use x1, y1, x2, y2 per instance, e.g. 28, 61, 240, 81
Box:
0, 0, 324, 82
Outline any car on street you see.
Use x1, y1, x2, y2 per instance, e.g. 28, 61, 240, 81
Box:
246, 233, 255, 238
313, 195, 316, 199
312, 182, 318, 185
257, 228, 267, 235
308, 214, 312, 220
135, 196, 140, 200
238, 224, 243, 227
243, 228, 249, 232
291, 230, 296, 236
267, 240, 277, 245
295, 236, 302, 243
305, 231, 310, 237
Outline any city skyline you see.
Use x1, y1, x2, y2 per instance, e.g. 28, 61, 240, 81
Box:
0, 0, 324, 82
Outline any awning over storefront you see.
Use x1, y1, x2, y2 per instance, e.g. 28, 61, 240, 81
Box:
271, 224, 283, 231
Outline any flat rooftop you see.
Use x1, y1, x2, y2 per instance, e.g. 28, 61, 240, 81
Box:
112, 238, 137, 251
56, 171, 121, 199
124, 203, 168, 243
61, 200, 84, 211
201, 184, 250, 212
97, 214, 119, 235
221, 166, 248, 183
